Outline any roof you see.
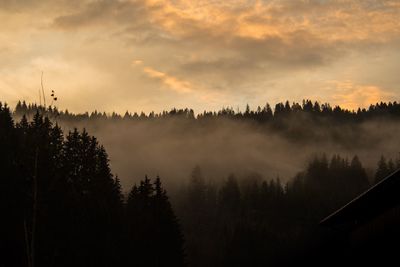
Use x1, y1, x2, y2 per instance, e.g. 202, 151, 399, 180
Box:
320, 169, 400, 228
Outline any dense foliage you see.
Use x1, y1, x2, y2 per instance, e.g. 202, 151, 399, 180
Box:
0, 103, 185, 267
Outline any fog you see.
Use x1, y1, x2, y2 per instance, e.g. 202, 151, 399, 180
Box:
53, 116, 400, 191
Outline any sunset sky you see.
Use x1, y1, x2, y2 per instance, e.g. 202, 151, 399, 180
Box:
1, 0, 400, 113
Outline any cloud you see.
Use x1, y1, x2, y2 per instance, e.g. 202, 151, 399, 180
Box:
53, 0, 149, 29
49, 1, 400, 78
133, 60, 143, 65
142, 66, 193, 93
132, 61, 229, 105
329, 81, 394, 110
119, 0, 400, 92
1, 0, 400, 113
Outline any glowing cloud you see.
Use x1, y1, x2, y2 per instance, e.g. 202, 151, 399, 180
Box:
143, 67, 193, 94
330, 81, 393, 110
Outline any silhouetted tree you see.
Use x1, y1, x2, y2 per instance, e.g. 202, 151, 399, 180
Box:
126, 176, 185, 267
375, 156, 391, 183
218, 174, 241, 217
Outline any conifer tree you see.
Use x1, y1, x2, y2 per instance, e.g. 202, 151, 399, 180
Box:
125, 176, 185, 267
375, 156, 390, 183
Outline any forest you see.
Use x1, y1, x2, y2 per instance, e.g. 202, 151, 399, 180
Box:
2, 100, 400, 266
11, 100, 400, 187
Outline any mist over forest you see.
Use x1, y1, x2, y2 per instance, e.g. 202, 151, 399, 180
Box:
12, 100, 400, 190
3, 100, 400, 266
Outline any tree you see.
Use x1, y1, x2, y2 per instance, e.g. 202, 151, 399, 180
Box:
375, 156, 390, 183
153, 176, 186, 267
0, 103, 26, 266
187, 165, 207, 210
347, 155, 370, 197
126, 176, 185, 267
218, 174, 241, 217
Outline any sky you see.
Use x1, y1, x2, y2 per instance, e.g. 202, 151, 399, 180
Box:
1, 0, 400, 113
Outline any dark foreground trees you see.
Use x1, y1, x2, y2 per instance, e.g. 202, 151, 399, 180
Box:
0, 104, 185, 267
125, 176, 185, 267
176, 155, 375, 266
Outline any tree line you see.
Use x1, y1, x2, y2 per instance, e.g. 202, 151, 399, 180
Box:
13, 100, 400, 147
14, 99, 400, 123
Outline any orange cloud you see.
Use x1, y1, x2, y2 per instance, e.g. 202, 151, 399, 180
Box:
142, 66, 193, 93
143, 0, 400, 43
330, 81, 393, 110
135, 63, 228, 105
132, 60, 143, 65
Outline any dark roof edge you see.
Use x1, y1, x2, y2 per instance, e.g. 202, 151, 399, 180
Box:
320, 168, 400, 226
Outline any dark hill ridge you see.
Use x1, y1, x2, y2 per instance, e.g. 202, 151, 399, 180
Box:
6, 99, 400, 190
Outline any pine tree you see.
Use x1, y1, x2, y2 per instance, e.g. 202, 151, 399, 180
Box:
125, 176, 185, 267
375, 156, 390, 183
219, 174, 241, 216
187, 166, 207, 211
348, 155, 370, 197
388, 159, 396, 174
153, 176, 185, 267
0, 103, 26, 266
